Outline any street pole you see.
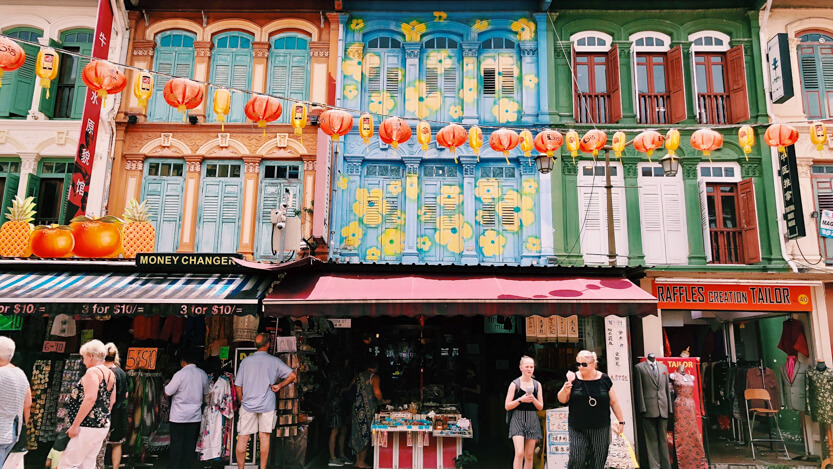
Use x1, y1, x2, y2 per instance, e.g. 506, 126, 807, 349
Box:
604, 149, 616, 266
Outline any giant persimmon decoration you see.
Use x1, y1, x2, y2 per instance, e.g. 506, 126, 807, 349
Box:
164, 78, 204, 121
764, 123, 799, 154
244, 95, 283, 136
319, 109, 354, 141
633, 130, 664, 162
81, 60, 127, 108
29, 226, 74, 258
0, 37, 26, 85
70, 216, 122, 258
489, 128, 520, 164
533, 130, 563, 159
436, 123, 468, 163
379, 117, 412, 150
690, 128, 723, 162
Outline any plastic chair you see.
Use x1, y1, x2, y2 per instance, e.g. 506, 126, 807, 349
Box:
743, 388, 790, 460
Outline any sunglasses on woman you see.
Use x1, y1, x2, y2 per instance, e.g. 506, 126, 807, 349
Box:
577, 362, 593, 367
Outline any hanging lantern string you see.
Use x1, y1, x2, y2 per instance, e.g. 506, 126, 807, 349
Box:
3, 33, 829, 136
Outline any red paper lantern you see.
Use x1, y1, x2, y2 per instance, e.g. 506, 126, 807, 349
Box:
633, 130, 664, 160
379, 117, 412, 149
319, 109, 354, 141
81, 60, 127, 107
489, 128, 520, 164
533, 130, 563, 158
436, 124, 468, 162
579, 129, 607, 157
0, 37, 26, 84
163, 78, 204, 121
244, 95, 283, 131
764, 123, 799, 153
690, 128, 723, 159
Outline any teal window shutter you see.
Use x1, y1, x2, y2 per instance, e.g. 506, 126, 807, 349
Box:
148, 31, 195, 122
419, 179, 441, 262
0, 173, 20, 224
0, 29, 41, 118
798, 43, 833, 119
269, 34, 309, 123
208, 33, 252, 123
142, 172, 184, 252
197, 163, 242, 253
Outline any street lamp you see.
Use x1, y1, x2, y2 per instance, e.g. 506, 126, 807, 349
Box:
660, 153, 680, 177
534, 154, 554, 174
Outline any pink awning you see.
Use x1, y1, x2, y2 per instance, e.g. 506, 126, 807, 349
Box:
264, 274, 657, 317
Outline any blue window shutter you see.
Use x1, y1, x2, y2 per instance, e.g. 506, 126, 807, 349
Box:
208, 51, 232, 122
70, 43, 93, 119
0, 173, 20, 224
288, 53, 308, 101
197, 179, 221, 252
218, 181, 241, 252
385, 51, 402, 115
230, 51, 250, 122
197, 176, 241, 253
419, 179, 441, 262
257, 177, 302, 260
143, 176, 183, 252
148, 39, 195, 122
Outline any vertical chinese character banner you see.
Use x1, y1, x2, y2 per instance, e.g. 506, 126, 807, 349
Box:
546, 408, 570, 469
68, 0, 113, 217
605, 316, 634, 443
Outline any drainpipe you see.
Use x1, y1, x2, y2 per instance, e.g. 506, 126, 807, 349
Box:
759, 0, 799, 273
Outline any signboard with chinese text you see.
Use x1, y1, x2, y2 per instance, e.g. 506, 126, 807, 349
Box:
125, 347, 158, 370
780, 146, 805, 239
653, 281, 813, 312
605, 316, 634, 443
545, 408, 570, 469
821, 210, 833, 238
767, 33, 795, 104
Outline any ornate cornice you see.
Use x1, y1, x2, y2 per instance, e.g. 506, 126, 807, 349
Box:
345, 43, 363, 60
132, 40, 155, 57
562, 161, 577, 176
741, 162, 761, 178
404, 42, 421, 60
682, 164, 699, 179
462, 42, 479, 57
185, 156, 203, 173
194, 41, 212, 57
519, 41, 538, 58
519, 158, 537, 175
623, 163, 638, 178
124, 156, 145, 171
253, 42, 270, 58
243, 157, 262, 174
310, 41, 330, 58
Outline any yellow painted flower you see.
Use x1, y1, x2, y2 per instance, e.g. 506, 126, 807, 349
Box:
491, 98, 519, 123
472, 20, 490, 33
525, 236, 541, 252
379, 228, 405, 256
342, 44, 365, 81
417, 235, 432, 251
349, 18, 365, 32
511, 18, 536, 41
406, 174, 419, 200
353, 188, 388, 227
366, 246, 381, 261
479, 229, 506, 257
480, 56, 518, 79
523, 74, 539, 89
389, 210, 405, 226
464, 61, 475, 72
368, 91, 396, 115
362, 53, 381, 77
418, 205, 432, 223
405, 80, 442, 119
459, 78, 477, 103
433, 11, 447, 22
522, 178, 538, 195
439, 185, 463, 210
426, 50, 453, 74
343, 84, 358, 100
474, 178, 500, 202
341, 221, 363, 249
448, 105, 462, 120
434, 214, 473, 254
402, 20, 427, 42
388, 180, 402, 196
496, 190, 534, 232
336, 175, 349, 190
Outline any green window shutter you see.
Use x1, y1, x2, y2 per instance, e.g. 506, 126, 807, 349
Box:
0, 173, 21, 224
25, 174, 41, 209
69, 43, 92, 119
270, 52, 289, 94
197, 179, 221, 252
58, 173, 73, 224
0, 42, 39, 118
38, 38, 61, 118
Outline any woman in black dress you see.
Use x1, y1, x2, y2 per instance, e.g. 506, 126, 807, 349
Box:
504, 356, 544, 469
557, 350, 625, 469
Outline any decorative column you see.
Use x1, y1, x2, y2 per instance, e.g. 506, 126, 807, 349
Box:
520, 158, 539, 265
519, 41, 539, 125
561, 160, 583, 265
238, 157, 261, 260
252, 42, 270, 94
122, 154, 145, 205
340, 155, 363, 262
682, 163, 707, 265
678, 42, 697, 125
302, 156, 316, 239
623, 161, 645, 265
460, 156, 478, 265
342, 42, 363, 110
403, 42, 422, 119
401, 157, 420, 263
192, 41, 213, 122
461, 42, 479, 125
310, 42, 330, 105
16, 152, 40, 198
128, 40, 155, 117
552, 42, 574, 123
616, 42, 637, 124
177, 156, 203, 253
327, 13, 344, 106
534, 13, 553, 123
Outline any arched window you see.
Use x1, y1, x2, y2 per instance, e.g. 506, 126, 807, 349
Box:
629, 32, 682, 125
208, 32, 254, 123
421, 36, 461, 121
364, 36, 404, 116
798, 31, 833, 119
688, 31, 747, 124
148, 31, 196, 122
571, 31, 619, 123
480, 36, 519, 124
269, 34, 310, 124
0, 27, 43, 118
689, 32, 730, 52
41, 28, 94, 119
572, 31, 613, 52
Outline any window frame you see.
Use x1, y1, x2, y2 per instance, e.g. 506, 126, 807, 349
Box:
571, 31, 613, 53
268, 33, 311, 124
51, 28, 94, 120
811, 165, 833, 263
421, 35, 462, 122
207, 31, 254, 124
30, 158, 73, 226
147, 30, 197, 122
479, 34, 521, 124
363, 34, 405, 117
797, 31, 833, 120
0, 27, 43, 118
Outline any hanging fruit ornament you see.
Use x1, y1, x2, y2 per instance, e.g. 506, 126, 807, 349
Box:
36, 48, 59, 99
489, 128, 520, 165
436, 123, 467, 163
416, 121, 431, 152
359, 113, 373, 145
519, 130, 534, 158
633, 130, 664, 162
665, 129, 681, 156
533, 130, 563, 159
764, 123, 799, 154
690, 128, 724, 162
163, 78, 204, 122
809, 122, 828, 152
291, 103, 308, 136
611, 132, 626, 158
81, 60, 127, 108
468, 126, 483, 161
319, 109, 354, 141
0, 37, 26, 86
212, 89, 230, 131
379, 117, 412, 150
245, 95, 283, 137
133, 71, 153, 116
579, 129, 607, 160
565, 130, 580, 163
737, 125, 755, 161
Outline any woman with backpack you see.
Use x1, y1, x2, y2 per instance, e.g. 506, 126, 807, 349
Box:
504, 356, 543, 469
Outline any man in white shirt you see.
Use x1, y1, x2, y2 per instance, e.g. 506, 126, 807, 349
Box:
0, 337, 31, 467
164, 351, 209, 469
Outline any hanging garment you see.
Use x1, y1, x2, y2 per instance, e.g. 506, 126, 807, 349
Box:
777, 318, 809, 357
671, 375, 707, 469
746, 367, 780, 411
50, 315, 77, 337
232, 315, 259, 343
779, 359, 807, 412
160, 317, 185, 345
807, 368, 833, 424
198, 376, 235, 461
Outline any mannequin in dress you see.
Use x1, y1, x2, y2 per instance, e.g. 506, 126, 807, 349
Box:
669, 366, 706, 469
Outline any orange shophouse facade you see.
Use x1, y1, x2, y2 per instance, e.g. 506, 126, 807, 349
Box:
108, 7, 340, 260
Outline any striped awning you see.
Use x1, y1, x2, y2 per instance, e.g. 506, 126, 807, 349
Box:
0, 271, 272, 316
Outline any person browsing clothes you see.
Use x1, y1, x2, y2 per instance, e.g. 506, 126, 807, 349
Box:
164, 350, 209, 469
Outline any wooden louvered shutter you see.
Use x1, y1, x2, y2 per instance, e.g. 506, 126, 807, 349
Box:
420, 179, 440, 262
198, 180, 221, 252
479, 180, 498, 230
607, 45, 622, 123
662, 181, 688, 264
639, 178, 665, 264
0, 173, 20, 224
727, 45, 750, 123
148, 49, 174, 121
70, 43, 92, 119
444, 57, 459, 120
230, 51, 250, 122
257, 181, 281, 259
738, 178, 760, 264
271, 52, 289, 95
579, 185, 603, 264
211, 51, 232, 123
698, 179, 712, 263
25, 174, 40, 209
2, 42, 38, 117
799, 47, 823, 119
667, 46, 687, 124
384, 52, 401, 113
288, 54, 307, 100
218, 180, 241, 253
58, 173, 72, 225
572, 43, 579, 122
814, 178, 833, 261
144, 178, 183, 253
499, 54, 516, 98
366, 52, 381, 94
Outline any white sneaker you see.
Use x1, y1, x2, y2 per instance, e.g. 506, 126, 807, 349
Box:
329, 459, 345, 467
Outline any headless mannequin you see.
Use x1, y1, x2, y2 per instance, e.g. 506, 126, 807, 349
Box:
634, 353, 671, 469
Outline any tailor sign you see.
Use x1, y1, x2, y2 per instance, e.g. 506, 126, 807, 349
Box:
653, 281, 813, 312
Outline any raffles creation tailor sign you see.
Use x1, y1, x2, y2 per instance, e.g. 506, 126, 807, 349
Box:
653, 281, 813, 312
780, 146, 806, 239
67, 0, 113, 217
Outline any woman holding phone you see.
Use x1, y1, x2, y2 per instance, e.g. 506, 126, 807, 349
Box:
557, 350, 625, 469
505, 356, 543, 469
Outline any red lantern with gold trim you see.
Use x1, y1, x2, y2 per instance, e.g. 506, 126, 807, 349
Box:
533, 130, 563, 158
163, 78, 204, 121
690, 128, 723, 162
81, 60, 127, 108
379, 117, 412, 149
319, 109, 354, 141
244, 95, 283, 136
764, 123, 799, 153
489, 128, 520, 165
0, 37, 26, 86
436, 123, 467, 163
633, 130, 664, 162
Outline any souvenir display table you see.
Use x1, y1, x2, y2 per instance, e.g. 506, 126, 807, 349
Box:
371, 410, 472, 469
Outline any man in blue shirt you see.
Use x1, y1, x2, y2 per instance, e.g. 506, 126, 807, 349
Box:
235, 333, 295, 469
164, 350, 209, 469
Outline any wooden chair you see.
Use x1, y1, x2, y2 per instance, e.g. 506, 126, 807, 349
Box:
743, 389, 790, 460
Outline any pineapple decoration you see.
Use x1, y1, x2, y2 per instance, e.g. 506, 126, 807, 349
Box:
0, 196, 36, 257
121, 199, 155, 258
